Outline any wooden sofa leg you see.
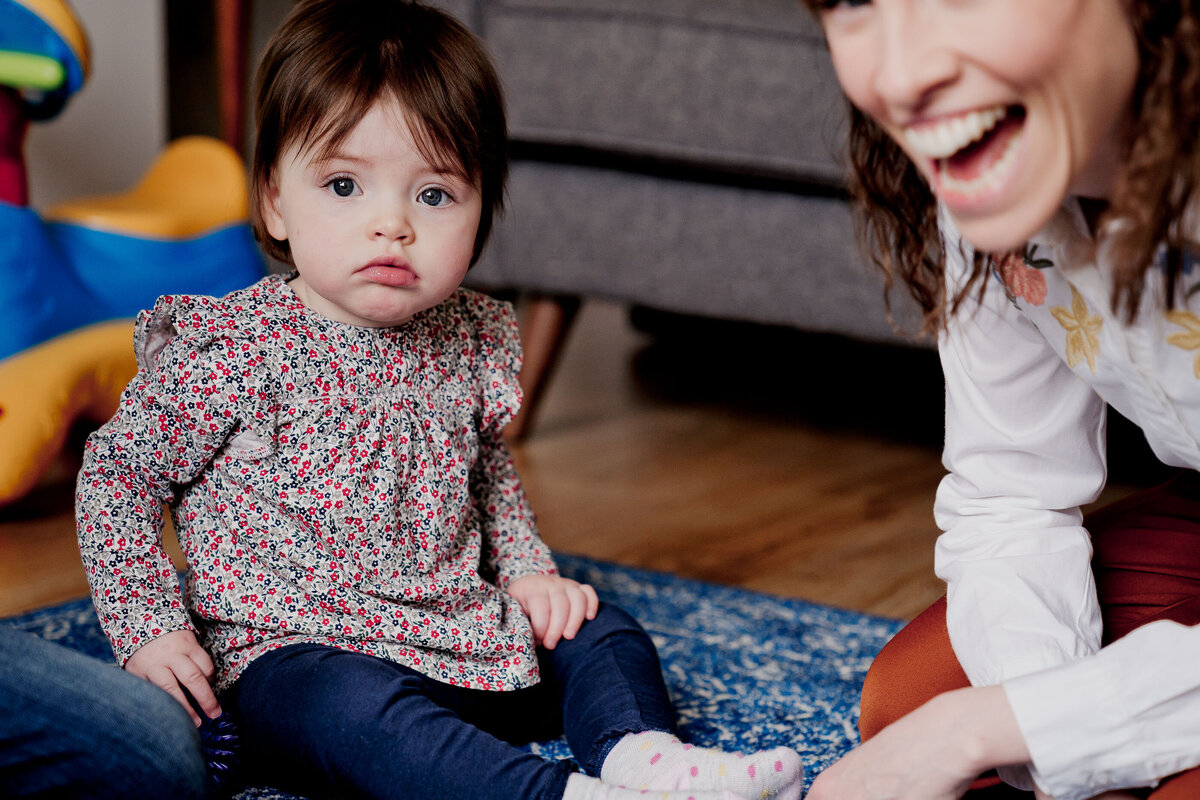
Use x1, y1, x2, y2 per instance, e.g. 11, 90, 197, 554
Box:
505, 294, 581, 441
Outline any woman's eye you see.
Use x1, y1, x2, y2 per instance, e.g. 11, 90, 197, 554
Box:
328, 178, 357, 197
418, 187, 451, 207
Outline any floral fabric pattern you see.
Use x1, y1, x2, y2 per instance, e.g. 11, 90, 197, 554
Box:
1050, 286, 1103, 375
996, 244, 1052, 307
76, 275, 556, 692
1166, 310, 1200, 379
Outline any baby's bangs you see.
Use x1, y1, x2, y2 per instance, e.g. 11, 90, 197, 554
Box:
285, 83, 475, 186
401, 104, 476, 182
291, 83, 379, 164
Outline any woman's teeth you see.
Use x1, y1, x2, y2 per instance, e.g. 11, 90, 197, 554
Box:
904, 106, 1007, 159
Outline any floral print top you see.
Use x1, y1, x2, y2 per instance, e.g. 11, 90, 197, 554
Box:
933, 201, 1200, 799
76, 275, 556, 693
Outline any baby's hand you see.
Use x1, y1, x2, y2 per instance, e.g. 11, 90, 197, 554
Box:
124, 628, 221, 726
507, 574, 599, 649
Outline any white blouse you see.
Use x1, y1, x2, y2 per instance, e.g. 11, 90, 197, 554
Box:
933, 201, 1200, 799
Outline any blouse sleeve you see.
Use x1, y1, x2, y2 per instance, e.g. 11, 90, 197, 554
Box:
933, 224, 1106, 790
462, 292, 558, 588
1004, 619, 1200, 799
75, 297, 274, 664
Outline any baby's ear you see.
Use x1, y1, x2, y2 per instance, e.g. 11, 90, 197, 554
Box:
260, 176, 288, 242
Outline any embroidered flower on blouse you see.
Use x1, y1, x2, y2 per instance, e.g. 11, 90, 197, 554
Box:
1050, 285, 1102, 374
995, 244, 1053, 306
1165, 309, 1200, 379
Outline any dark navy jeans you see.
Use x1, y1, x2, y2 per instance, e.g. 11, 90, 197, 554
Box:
227, 603, 678, 800
0, 624, 209, 799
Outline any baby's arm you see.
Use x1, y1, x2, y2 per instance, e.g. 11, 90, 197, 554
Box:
124, 629, 220, 726
470, 425, 598, 648
471, 428, 559, 586
77, 318, 261, 716
507, 574, 599, 649
466, 294, 586, 642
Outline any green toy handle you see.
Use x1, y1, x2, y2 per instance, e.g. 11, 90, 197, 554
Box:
0, 50, 65, 92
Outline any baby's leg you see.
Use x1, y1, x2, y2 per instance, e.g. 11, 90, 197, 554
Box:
229, 643, 574, 800
544, 604, 804, 800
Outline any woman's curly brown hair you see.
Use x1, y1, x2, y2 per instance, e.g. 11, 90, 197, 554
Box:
804, 0, 1200, 335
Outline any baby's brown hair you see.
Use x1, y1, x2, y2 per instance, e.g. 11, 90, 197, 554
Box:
250, 0, 508, 266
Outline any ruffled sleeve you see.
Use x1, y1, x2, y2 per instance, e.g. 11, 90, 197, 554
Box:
76, 293, 277, 664
456, 291, 558, 587
461, 290, 524, 434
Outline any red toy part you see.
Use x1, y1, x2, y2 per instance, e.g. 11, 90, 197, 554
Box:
0, 87, 28, 205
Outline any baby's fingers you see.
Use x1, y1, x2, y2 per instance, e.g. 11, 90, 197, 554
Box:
541, 589, 573, 650
559, 583, 594, 642
521, 591, 551, 646
176, 653, 222, 722
581, 583, 599, 619
144, 664, 203, 726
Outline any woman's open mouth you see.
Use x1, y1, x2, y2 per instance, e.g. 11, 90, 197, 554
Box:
904, 105, 1026, 200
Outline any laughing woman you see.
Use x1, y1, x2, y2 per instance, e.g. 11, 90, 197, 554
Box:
799, 2, 1200, 800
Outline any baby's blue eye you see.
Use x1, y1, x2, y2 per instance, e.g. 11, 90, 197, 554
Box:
418, 187, 450, 207
330, 178, 357, 197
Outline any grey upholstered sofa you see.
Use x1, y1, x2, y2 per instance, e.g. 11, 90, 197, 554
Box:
449, 0, 886, 327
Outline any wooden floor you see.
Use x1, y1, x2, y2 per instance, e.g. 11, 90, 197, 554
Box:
0, 301, 1140, 621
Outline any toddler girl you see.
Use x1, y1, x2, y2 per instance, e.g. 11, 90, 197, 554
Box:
75, 2, 805, 799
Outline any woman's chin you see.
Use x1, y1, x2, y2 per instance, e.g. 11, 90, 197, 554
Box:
943, 190, 1064, 255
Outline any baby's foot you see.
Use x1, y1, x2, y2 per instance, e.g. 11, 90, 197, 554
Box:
563, 772, 748, 800
600, 731, 803, 800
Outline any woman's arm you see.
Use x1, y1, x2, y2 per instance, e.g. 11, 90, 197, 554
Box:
935, 245, 1107, 690
933, 234, 1108, 791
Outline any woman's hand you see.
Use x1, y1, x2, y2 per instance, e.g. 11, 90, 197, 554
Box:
807, 686, 1031, 800
124, 628, 220, 726
507, 574, 599, 649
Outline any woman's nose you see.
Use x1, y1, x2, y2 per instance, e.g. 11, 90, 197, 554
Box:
872, 8, 958, 111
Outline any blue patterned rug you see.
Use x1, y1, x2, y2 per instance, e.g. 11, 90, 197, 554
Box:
3, 553, 903, 797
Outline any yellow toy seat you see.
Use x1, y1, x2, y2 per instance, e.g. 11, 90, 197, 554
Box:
0, 319, 135, 504
47, 135, 249, 238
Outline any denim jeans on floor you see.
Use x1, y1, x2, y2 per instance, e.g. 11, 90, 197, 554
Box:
227, 603, 678, 800
0, 624, 209, 799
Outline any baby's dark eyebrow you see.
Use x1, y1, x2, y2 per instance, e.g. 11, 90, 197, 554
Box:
311, 151, 370, 169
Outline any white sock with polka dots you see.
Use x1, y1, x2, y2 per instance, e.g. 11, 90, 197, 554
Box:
562, 772, 748, 800
599, 731, 804, 800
